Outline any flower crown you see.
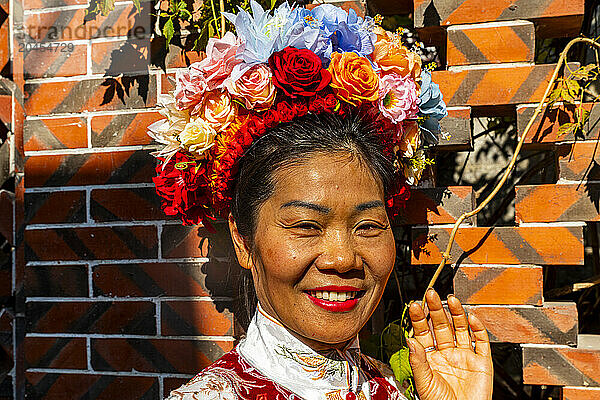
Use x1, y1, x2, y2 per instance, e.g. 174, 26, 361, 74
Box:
147, 0, 447, 227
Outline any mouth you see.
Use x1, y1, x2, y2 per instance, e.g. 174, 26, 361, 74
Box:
304, 286, 364, 312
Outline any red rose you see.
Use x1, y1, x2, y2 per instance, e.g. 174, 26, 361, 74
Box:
309, 96, 325, 114
269, 47, 331, 97
276, 101, 296, 122
262, 109, 279, 128
323, 93, 337, 112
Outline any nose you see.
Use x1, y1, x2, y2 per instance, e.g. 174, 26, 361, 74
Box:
315, 228, 361, 273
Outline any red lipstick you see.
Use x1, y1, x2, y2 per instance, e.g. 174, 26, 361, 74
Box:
305, 286, 362, 313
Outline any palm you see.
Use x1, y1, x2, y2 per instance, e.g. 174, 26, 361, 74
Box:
407, 290, 494, 400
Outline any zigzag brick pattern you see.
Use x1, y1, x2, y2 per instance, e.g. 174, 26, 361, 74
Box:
24, 265, 89, 297
437, 106, 472, 149
447, 20, 534, 66
411, 226, 584, 265
90, 112, 161, 147
432, 63, 579, 107
517, 103, 600, 145
454, 265, 543, 305
90, 338, 233, 374
516, 184, 600, 223
562, 387, 600, 400
414, 0, 585, 28
465, 303, 578, 344
24, 337, 87, 369
399, 186, 474, 225
25, 373, 159, 400
523, 335, 600, 386
558, 143, 600, 181
24, 116, 87, 151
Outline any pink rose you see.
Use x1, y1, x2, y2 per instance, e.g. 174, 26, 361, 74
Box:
378, 73, 419, 124
225, 64, 276, 111
201, 90, 237, 131
175, 32, 242, 111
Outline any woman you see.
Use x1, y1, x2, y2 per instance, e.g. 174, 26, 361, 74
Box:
148, 2, 494, 399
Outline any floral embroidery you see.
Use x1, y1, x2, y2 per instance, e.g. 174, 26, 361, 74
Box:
275, 344, 346, 380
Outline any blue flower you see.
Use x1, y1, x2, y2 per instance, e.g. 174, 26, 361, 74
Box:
223, 0, 295, 64
418, 70, 447, 144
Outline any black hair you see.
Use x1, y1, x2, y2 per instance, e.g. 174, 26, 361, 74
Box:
230, 110, 398, 325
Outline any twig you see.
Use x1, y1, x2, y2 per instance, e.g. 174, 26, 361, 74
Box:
418, 37, 600, 308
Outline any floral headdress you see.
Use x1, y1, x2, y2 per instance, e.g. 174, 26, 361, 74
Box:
147, 1, 447, 227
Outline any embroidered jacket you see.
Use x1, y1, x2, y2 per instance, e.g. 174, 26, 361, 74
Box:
166, 304, 408, 400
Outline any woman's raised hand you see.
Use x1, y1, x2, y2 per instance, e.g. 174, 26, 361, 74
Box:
407, 289, 494, 400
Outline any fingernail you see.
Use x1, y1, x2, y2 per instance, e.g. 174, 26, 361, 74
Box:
427, 287, 435, 293
447, 294, 455, 299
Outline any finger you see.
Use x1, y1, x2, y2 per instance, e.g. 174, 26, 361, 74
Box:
469, 313, 491, 357
447, 294, 472, 349
407, 337, 435, 396
425, 289, 455, 350
409, 301, 435, 349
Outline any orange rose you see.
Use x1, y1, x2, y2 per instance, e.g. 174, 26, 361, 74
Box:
372, 31, 421, 80
398, 120, 420, 158
201, 90, 237, 131
327, 52, 379, 106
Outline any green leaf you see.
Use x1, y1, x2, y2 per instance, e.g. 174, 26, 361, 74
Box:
163, 17, 175, 48
557, 122, 577, 137
131, 0, 140, 13
570, 64, 599, 80
580, 107, 591, 125
179, 8, 192, 19
99, 0, 115, 15
561, 79, 580, 104
270, 0, 276, 10
390, 347, 413, 385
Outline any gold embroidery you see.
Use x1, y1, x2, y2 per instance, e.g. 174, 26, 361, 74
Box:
325, 390, 344, 400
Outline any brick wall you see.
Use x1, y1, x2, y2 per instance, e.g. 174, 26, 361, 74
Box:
0, 0, 598, 399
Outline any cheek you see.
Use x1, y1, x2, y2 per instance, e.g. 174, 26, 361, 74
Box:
257, 228, 315, 284
364, 232, 396, 281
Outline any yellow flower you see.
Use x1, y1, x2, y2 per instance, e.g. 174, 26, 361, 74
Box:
327, 52, 379, 106
179, 117, 217, 159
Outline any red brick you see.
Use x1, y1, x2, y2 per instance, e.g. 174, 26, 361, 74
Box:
433, 63, 579, 107
454, 265, 543, 305
161, 300, 233, 336
25, 337, 87, 369
27, 301, 156, 334
23, 4, 150, 42
466, 302, 578, 344
25, 226, 158, 261
437, 106, 472, 150
24, 76, 157, 116
523, 335, 600, 386
25, 265, 89, 297
23, 43, 87, 79
24, 190, 86, 224
0, 95, 11, 128
517, 103, 600, 146
558, 143, 600, 181
24, 116, 87, 151
562, 387, 600, 400
24, 150, 155, 188
161, 225, 210, 259
164, 378, 190, 396
91, 38, 150, 75
447, 20, 534, 66
399, 186, 474, 225
90, 112, 161, 147
164, 43, 204, 69
92, 262, 234, 297
26, 372, 158, 400
91, 338, 232, 374
24, 0, 86, 10
414, 0, 584, 29
516, 184, 600, 223
90, 187, 163, 222
0, 0, 8, 78
160, 72, 176, 94
412, 225, 584, 265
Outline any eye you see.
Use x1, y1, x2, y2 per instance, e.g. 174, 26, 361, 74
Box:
287, 221, 322, 235
355, 221, 387, 236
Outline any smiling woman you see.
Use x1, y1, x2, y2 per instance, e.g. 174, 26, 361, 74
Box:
147, 1, 493, 399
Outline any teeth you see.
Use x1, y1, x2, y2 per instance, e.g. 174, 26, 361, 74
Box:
309, 291, 359, 302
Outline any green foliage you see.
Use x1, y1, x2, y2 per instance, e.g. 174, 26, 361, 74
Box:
547, 63, 600, 138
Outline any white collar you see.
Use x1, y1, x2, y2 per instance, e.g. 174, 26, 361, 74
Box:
237, 303, 374, 400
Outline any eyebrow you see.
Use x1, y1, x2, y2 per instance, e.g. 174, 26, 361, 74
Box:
281, 200, 331, 214
355, 200, 385, 212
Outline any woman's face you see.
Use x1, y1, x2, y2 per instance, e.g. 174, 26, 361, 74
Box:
230, 152, 396, 348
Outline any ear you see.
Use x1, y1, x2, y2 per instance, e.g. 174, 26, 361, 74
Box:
228, 214, 252, 269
